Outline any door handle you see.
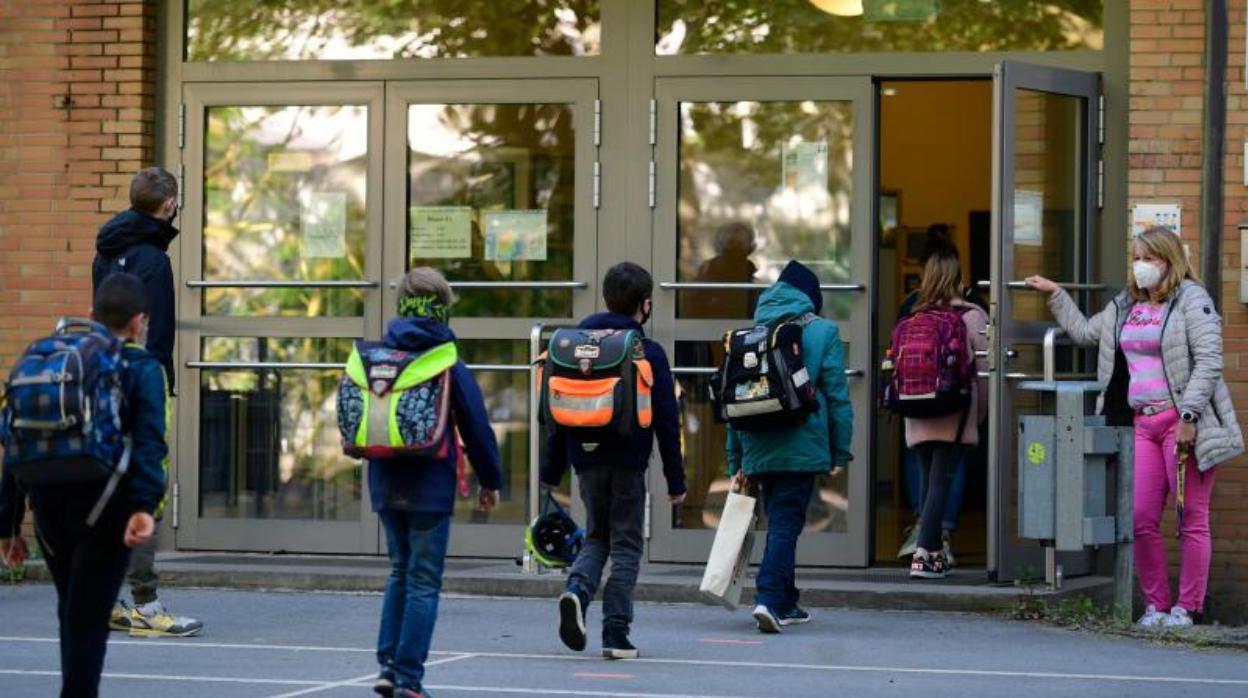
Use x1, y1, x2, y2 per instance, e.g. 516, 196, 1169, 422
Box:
976, 349, 1017, 359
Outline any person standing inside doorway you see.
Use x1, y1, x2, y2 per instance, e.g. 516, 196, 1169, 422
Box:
1026, 226, 1243, 627
897, 247, 988, 580
92, 167, 202, 638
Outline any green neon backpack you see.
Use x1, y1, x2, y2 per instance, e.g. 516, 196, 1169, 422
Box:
336, 341, 458, 460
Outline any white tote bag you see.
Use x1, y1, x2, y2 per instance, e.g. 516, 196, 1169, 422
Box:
699, 487, 757, 610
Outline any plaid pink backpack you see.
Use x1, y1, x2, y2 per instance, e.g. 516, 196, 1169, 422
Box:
881, 306, 974, 419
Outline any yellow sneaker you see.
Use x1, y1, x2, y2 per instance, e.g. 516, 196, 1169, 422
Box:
108, 602, 132, 632
128, 602, 204, 638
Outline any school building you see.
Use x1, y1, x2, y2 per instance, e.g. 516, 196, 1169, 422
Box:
2, 1, 1248, 621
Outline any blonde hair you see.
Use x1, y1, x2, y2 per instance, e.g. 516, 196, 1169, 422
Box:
915, 251, 963, 311
1128, 226, 1200, 302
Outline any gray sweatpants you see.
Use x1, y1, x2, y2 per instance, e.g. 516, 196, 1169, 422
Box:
125, 525, 159, 605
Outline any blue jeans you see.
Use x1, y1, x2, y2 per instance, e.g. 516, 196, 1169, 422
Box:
754, 472, 816, 614
566, 465, 646, 633
904, 444, 968, 531
377, 509, 451, 692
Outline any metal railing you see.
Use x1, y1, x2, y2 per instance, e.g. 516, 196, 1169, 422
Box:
186, 280, 379, 289
660, 281, 865, 292
976, 280, 1107, 292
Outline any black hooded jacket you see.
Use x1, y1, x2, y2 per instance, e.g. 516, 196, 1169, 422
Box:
92, 209, 178, 393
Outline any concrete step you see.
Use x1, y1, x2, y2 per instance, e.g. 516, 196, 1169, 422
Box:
17, 552, 1112, 615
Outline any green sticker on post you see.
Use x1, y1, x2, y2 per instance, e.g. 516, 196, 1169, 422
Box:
1027, 442, 1047, 465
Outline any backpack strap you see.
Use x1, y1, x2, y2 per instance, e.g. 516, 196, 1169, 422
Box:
86, 436, 132, 527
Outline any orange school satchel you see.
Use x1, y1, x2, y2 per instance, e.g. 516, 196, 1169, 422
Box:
539, 328, 654, 439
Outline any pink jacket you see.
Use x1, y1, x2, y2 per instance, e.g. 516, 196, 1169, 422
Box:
904, 301, 990, 447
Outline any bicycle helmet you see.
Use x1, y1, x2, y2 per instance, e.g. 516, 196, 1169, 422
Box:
525, 499, 584, 569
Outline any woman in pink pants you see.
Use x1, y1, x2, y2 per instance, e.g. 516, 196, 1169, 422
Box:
1027, 226, 1243, 627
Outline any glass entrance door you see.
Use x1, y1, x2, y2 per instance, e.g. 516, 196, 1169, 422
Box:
650, 77, 874, 566
383, 79, 599, 558
178, 82, 386, 553
989, 61, 1101, 582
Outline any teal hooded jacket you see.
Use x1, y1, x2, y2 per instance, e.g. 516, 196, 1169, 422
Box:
726, 282, 854, 476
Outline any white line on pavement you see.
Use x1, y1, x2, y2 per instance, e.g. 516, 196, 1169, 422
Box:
425, 653, 478, 667
0, 669, 318, 686
264, 672, 380, 698
2, 636, 1246, 687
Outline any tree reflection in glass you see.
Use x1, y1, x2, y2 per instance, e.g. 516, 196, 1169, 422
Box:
187, 1, 600, 62
677, 100, 855, 322
203, 105, 369, 317
658, 0, 1102, 55
406, 103, 576, 318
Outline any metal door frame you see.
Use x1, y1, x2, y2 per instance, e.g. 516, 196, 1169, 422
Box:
988, 60, 1101, 582
178, 82, 386, 553
649, 76, 875, 566
384, 79, 600, 557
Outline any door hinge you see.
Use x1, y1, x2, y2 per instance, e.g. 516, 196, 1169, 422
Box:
177, 103, 185, 150
176, 162, 185, 210
1097, 158, 1104, 209
647, 161, 656, 208
592, 161, 601, 209
648, 99, 657, 146
593, 98, 601, 147
1097, 94, 1105, 146
171, 481, 180, 529
643, 492, 652, 540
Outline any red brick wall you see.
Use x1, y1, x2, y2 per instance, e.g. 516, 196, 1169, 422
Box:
1131, 0, 1248, 623
0, 0, 158, 541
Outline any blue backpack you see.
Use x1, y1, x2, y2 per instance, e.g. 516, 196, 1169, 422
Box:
0, 318, 132, 525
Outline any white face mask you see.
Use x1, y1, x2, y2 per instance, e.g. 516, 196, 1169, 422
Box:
1133, 260, 1163, 290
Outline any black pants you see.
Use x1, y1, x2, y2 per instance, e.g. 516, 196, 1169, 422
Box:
566, 465, 646, 633
914, 442, 966, 554
31, 490, 132, 698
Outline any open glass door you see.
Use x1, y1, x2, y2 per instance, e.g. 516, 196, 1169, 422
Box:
989, 61, 1101, 583
650, 77, 874, 566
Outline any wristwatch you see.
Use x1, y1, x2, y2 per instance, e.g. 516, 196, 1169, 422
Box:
1180, 410, 1199, 424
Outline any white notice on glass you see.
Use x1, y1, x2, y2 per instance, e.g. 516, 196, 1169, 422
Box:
1132, 203, 1181, 237
782, 140, 829, 193
302, 192, 347, 259
1013, 190, 1044, 247
483, 210, 547, 262
410, 206, 472, 259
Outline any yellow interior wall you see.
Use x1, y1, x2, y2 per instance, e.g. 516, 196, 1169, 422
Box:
879, 80, 992, 284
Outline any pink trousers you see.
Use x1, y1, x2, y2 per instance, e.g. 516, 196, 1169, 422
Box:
1133, 408, 1217, 613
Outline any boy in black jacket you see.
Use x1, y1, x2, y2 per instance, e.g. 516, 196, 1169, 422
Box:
0, 273, 168, 698
543, 262, 687, 660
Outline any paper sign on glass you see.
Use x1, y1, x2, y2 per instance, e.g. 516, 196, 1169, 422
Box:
1132, 204, 1181, 237
301, 192, 347, 259
782, 140, 829, 193
410, 206, 472, 259
1013, 190, 1044, 247
269, 151, 315, 173
483, 210, 547, 262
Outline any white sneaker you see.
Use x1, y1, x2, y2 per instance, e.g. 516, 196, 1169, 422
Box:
1164, 606, 1193, 628
1136, 604, 1167, 628
752, 605, 782, 634
896, 521, 920, 559
941, 530, 956, 569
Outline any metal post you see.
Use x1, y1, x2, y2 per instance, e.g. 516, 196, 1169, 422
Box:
1113, 429, 1135, 621
1043, 326, 1065, 383
524, 321, 545, 574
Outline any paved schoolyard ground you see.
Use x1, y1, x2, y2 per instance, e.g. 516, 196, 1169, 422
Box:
1, 584, 1247, 697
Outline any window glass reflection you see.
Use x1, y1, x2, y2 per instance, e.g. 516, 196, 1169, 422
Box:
677, 100, 854, 321
198, 337, 360, 521
203, 105, 369, 317
188, 1, 601, 61
657, 0, 1103, 56
407, 103, 577, 318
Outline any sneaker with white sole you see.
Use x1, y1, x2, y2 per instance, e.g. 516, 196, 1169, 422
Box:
1164, 606, 1193, 628
602, 626, 639, 660
108, 600, 132, 631
778, 606, 810, 626
127, 601, 203, 638
1136, 604, 1167, 628
558, 591, 587, 652
909, 548, 948, 580
897, 521, 920, 559
941, 530, 957, 569
373, 666, 396, 697
752, 604, 782, 634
